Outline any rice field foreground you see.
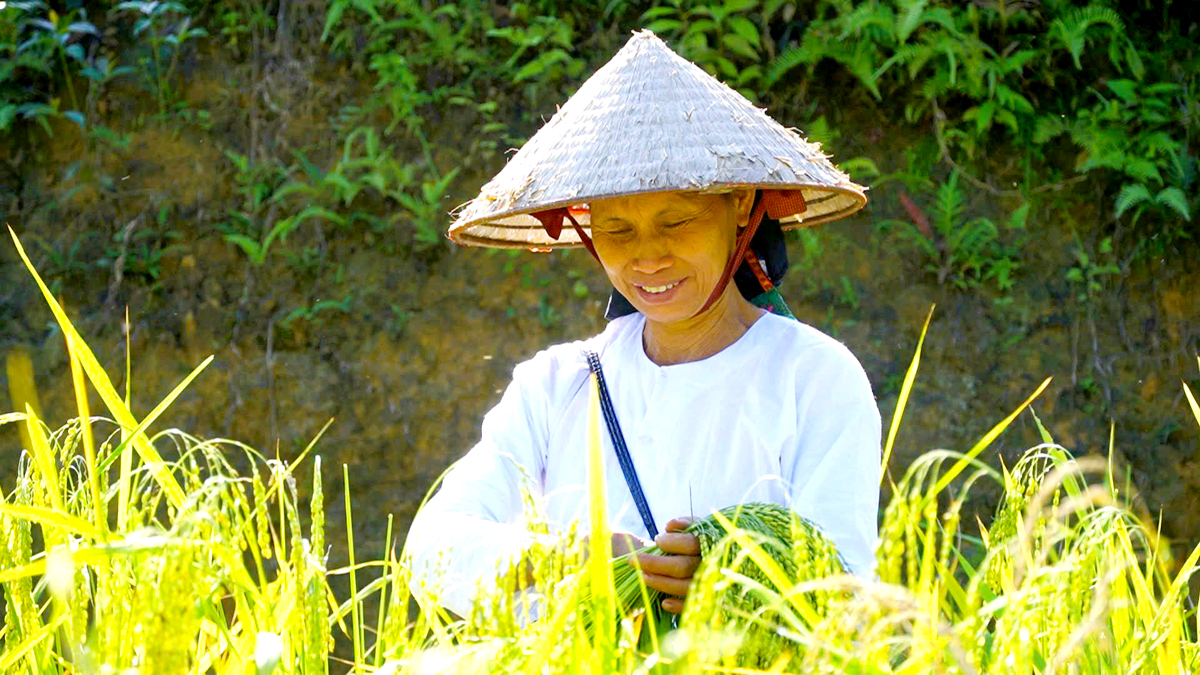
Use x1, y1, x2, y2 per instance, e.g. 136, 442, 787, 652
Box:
3, 227, 1199, 674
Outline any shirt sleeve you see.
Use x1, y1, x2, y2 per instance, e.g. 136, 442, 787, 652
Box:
404, 354, 557, 617
783, 343, 882, 578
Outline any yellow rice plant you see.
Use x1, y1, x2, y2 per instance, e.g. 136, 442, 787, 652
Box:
2, 226, 1199, 673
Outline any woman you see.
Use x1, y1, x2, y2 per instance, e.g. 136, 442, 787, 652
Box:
406, 31, 881, 618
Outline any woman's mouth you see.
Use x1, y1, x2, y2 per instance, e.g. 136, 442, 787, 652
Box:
634, 279, 685, 304
641, 281, 679, 294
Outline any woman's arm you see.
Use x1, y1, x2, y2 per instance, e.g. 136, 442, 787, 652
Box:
405, 357, 554, 617
784, 343, 883, 577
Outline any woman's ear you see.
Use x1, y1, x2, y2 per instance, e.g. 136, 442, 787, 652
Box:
731, 189, 756, 228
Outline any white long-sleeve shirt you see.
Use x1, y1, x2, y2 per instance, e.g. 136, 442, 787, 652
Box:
405, 311, 882, 617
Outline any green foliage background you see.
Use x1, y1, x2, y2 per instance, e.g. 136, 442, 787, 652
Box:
2, 0, 1196, 269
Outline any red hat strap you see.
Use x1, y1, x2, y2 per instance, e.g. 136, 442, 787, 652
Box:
532, 208, 599, 261
694, 189, 806, 317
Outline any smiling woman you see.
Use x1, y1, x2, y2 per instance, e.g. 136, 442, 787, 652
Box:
590, 191, 759, 365
407, 31, 878, 619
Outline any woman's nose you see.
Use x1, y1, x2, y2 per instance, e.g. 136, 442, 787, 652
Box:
631, 248, 672, 275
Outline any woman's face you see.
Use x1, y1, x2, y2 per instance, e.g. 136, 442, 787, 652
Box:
589, 190, 755, 324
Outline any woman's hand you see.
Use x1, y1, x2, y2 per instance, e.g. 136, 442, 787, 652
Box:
634, 517, 701, 614
610, 532, 651, 558
579, 532, 652, 560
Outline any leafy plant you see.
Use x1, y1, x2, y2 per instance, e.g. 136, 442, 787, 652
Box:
97, 227, 184, 283
279, 293, 355, 329
78, 54, 135, 126
0, 1, 98, 132
218, 149, 289, 265
879, 170, 1026, 292
386, 303, 410, 337
115, 0, 208, 116
1065, 235, 1120, 304
1037, 77, 1193, 252
31, 231, 96, 293
804, 114, 881, 182
24, 4, 99, 124
397, 164, 459, 252
213, 0, 274, 59
487, 4, 585, 105
640, 0, 788, 97
325, 0, 490, 134
764, 0, 1195, 263
537, 292, 559, 328
279, 127, 415, 210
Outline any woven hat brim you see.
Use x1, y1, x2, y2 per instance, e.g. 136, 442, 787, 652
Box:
448, 182, 866, 249
448, 30, 869, 249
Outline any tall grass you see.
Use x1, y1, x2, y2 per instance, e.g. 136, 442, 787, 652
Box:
2, 225, 1199, 673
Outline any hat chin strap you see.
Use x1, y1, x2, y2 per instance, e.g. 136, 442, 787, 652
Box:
693, 189, 807, 318
532, 189, 806, 316
532, 208, 599, 260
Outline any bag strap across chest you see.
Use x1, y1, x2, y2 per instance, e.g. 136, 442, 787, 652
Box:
583, 349, 659, 539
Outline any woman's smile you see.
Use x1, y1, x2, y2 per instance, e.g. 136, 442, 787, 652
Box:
634, 278, 685, 303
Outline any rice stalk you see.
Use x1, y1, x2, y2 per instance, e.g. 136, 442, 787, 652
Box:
2, 228, 1199, 673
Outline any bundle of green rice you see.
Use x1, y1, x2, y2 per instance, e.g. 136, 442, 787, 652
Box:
610, 502, 847, 663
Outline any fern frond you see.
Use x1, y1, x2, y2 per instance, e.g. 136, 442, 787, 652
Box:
1139, 131, 1183, 159
995, 84, 1034, 114
873, 43, 932, 82
934, 172, 965, 234
896, 0, 930, 43
919, 7, 961, 37
1047, 6, 1125, 69
1155, 187, 1191, 221
1032, 114, 1069, 144
1114, 183, 1151, 219
838, 40, 885, 100
763, 44, 815, 89
948, 216, 998, 254
836, 3, 895, 41
919, 70, 954, 102
1123, 159, 1163, 185
999, 49, 1038, 76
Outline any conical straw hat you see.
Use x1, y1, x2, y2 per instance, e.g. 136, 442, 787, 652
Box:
449, 30, 867, 249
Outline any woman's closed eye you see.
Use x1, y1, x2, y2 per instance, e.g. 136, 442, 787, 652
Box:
597, 225, 634, 238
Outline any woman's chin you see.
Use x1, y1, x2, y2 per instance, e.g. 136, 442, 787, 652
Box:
633, 300, 698, 325
627, 280, 704, 323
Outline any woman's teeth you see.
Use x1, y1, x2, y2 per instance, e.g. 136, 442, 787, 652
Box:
641, 281, 678, 294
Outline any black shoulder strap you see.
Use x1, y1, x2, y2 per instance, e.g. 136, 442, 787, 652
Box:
583, 349, 659, 539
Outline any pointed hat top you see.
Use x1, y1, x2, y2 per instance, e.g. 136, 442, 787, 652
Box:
449, 30, 867, 249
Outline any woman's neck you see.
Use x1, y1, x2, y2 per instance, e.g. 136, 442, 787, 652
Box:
642, 290, 764, 366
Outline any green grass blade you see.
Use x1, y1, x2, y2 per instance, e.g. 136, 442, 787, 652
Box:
928, 377, 1052, 499
1183, 380, 1200, 431
0, 558, 47, 584
24, 404, 64, 513
374, 513, 393, 667
344, 463, 365, 672
9, 226, 187, 509
66, 327, 105, 536
97, 354, 215, 474
586, 374, 616, 657
0, 608, 69, 670
0, 504, 100, 539
882, 304, 934, 488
